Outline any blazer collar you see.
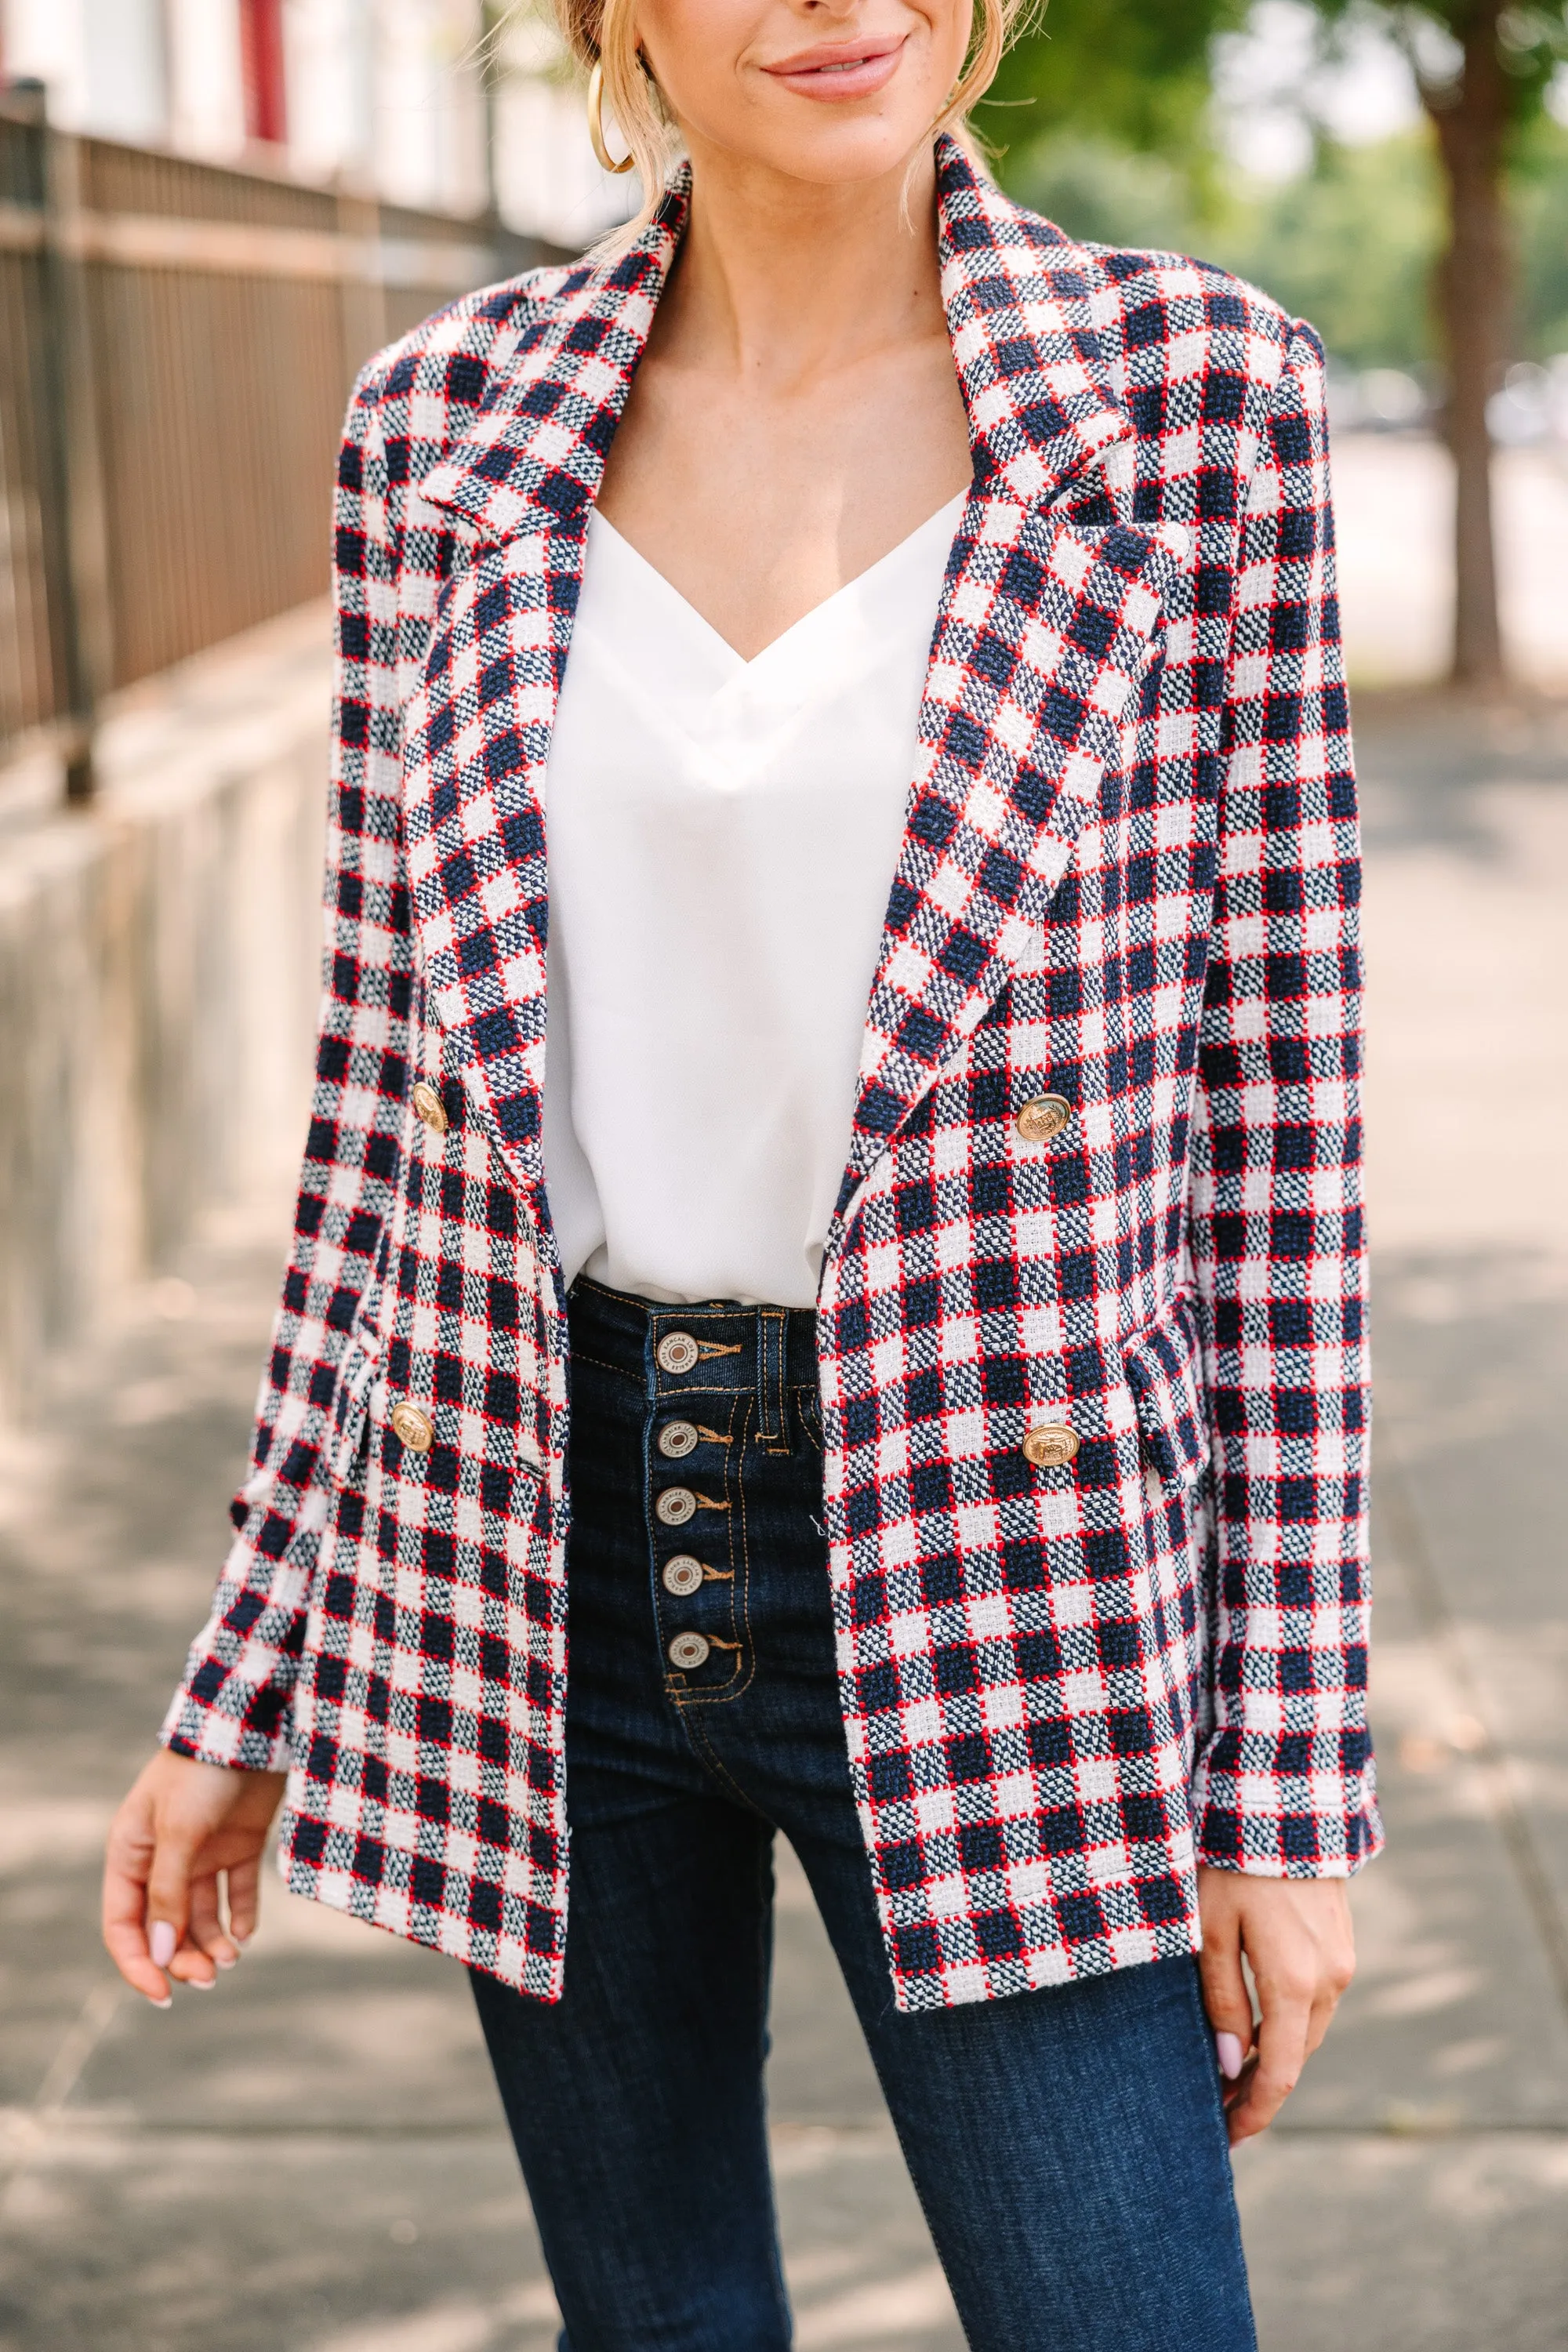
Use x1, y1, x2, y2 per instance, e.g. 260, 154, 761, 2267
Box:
419, 137, 1134, 535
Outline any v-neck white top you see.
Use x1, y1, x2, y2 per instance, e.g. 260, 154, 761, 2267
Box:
540, 491, 967, 1311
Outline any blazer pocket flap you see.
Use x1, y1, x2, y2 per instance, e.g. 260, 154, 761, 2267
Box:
327, 1341, 379, 1486
1123, 1293, 1209, 1493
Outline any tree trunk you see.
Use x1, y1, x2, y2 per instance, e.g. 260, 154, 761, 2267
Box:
1423, 1, 1509, 689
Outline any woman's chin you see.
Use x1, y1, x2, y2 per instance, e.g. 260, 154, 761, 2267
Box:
696, 114, 943, 191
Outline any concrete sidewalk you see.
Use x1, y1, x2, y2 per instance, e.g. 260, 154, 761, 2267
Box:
2, 691, 1566, 2351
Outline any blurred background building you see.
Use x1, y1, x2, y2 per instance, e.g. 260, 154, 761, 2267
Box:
0, 0, 633, 244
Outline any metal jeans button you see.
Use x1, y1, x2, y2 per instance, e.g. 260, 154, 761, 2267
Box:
662, 1555, 704, 1596
658, 1420, 699, 1459
655, 1486, 697, 1526
667, 1631, 710, 1671
657, 1331, 700, 1375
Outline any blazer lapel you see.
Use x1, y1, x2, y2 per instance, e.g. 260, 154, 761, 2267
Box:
419, 180, 691, 537
829, 144, 1187, 1247
402, 187, 691, 1192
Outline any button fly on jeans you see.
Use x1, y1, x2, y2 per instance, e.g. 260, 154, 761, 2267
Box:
656, 1331, 700, 1374
657, 1421, 699, 1459
667, 1632, 710, 1671
662, 1555, 704, 1596
655, 1487, 697, 1526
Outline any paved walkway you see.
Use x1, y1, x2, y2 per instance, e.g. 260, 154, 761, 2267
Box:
2, 688, 1565, 2347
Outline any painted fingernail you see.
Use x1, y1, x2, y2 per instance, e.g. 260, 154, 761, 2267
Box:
151, 1996, 172, 2011
216, 1955, 238, 1971
192, 1976, 216, 1991
1215, 2031, 1247, 2080
149, 1921, 176, 1969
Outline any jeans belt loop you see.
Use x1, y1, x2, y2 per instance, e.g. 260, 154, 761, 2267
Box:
757, 1306, 788, 1450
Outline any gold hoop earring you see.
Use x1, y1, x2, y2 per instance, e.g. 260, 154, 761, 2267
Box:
586, 62, 636, 176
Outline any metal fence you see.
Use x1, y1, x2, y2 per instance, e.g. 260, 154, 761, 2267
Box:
0, 84, 558, 798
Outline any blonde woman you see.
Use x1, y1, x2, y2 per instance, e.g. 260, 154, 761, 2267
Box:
103, 2, 1375, 2344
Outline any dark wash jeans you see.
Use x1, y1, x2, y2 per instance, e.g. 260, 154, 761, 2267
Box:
470, 1276, 1256, 2352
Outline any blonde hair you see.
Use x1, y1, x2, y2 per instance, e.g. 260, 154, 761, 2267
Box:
550, 0, 1025, 241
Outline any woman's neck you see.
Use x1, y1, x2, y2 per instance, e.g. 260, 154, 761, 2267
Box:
656, 137, 946, 387
595, 131, 971, 659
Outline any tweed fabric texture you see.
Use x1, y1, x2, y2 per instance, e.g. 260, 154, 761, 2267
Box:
163, 140, 1378, 2009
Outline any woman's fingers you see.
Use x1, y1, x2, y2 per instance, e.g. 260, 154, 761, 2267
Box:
102, 1792, 174, 2005
1303, 1898, 1356, 2060
145, 1809, 206, 1963
225, 1849, 263, 1947
1225, 1966, 1313, 2143
1195, 1882, 1255, 2089
173, 1873, 232, 1982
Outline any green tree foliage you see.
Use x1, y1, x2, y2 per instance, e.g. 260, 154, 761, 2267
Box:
1302, 0, 1568, 129
1206, 114, 1567, 369
1512, 111, 1568, 352
979, 0, 1250, 172
1004, 134, 1198, 250
1214, 133, 1445, 368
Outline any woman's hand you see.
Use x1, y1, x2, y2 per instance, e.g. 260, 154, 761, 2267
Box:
103, 1750, 288, 2005
1196, 1867, 1356, 2143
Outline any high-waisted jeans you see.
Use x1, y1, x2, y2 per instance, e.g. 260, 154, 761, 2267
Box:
470, 1276, 1257, 2352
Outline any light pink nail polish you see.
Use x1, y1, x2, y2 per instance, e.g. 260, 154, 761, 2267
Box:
1215, 2030, 1247, 2080
193, 1976, 216, 1991
152, 1996, 172, 2011
149, 1921, 176, 1969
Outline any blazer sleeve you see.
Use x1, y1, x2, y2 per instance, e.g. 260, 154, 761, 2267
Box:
1186, 321, 1381, 1877
161, 372, 412, 1771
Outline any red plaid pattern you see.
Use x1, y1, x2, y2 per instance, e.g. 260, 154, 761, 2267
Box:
163, 139, 1378, 2009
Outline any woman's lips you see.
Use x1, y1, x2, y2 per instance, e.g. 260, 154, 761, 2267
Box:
760, 37, 907, 101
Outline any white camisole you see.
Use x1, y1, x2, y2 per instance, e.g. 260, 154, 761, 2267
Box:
541, 492, 967, 1311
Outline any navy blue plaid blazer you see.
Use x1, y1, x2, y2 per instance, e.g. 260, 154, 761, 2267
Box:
165, 139, 1380, 2009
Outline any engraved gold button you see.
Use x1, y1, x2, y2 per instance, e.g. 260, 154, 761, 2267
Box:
655, 1486, 697, 1527
668, 1632, 710, 1671
1016, 1094, 1073, 1145
657, 1331, 700, 1375
658, 1421, 699, 1459
662, 1555, 704, 1597
1022, 1423, 1079, 1469
411, 1080, 449, 1134
390, 1400, 434, 1453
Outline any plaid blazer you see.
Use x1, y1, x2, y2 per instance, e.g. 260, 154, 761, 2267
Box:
164, 139, 1379, 2010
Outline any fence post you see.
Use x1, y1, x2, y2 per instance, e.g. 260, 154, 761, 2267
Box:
40, 115, 114, 803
